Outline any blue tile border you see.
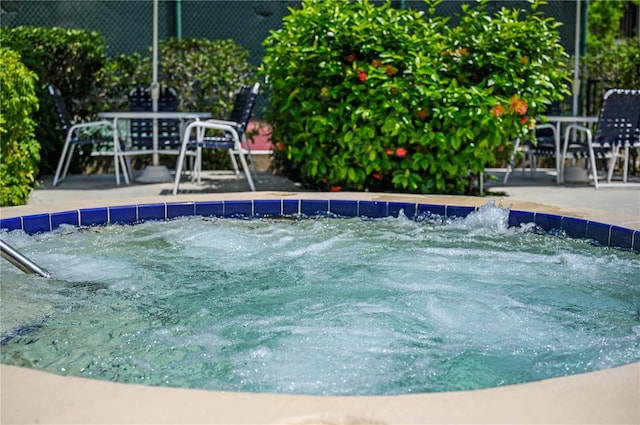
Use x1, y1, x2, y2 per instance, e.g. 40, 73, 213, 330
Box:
195, 201, 224, 217
417, 204, 447, 218
358, 201, 387, 218
167, 203, 195, 220
254, 200, 282, 217
224, 200, 253, 218
138, 204, 166, 222
0, 216, 21, 232
329, 200, 359, 217
109, 205, 138, 225
1, 198, 637, 253
300, 200, 329, 216
22, 213, 50, 234
534, 213, 563, 233
51, 210, 79, 230
80, 208, 108, 227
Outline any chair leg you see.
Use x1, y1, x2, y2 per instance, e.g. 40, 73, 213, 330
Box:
242, 135, 259, 179
622, 147, 630, 184
53, 139, 74, 186
228, 150, 240, 176
196, 147, 202, 185
236, 149, 256, 191
503, 137, 520, 185
121, 155, 134, 183
114, 152, 121, 186
530, 153, 537, 177
173, 145, 188, 196
116, 153, 130, 186
606, 146, 619, 183
588, 144, 599, 190
173, 125, 194, 195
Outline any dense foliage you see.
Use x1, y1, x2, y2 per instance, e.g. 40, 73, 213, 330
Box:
0, 48, 41, 206
583, 0, 640, 174
93, 37, 255, 169
94, 38, 255, 119
583, 0, 640, 105
0, 27, 255, 180
0, 26, 107, 176
261, 0, 571, 194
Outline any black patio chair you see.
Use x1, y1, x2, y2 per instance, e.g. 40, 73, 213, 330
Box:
503, 124, 557, 184
49, 85, 128, 186
560, 89, 640, 189
172, 83, 260, 194
127, 87, 180, 151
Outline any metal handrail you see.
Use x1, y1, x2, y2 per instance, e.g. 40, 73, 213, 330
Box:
0, 239, 51, 278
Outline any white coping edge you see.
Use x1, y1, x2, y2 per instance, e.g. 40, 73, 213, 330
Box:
1, 191, 639, 424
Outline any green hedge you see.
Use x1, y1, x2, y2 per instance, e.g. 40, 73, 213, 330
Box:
94, 37, 254, 119
0, 26, 255, 178
0, 26, 108, 176
0, 48, 41, 206
261, 0, 571, 194
94, 37, 255, 169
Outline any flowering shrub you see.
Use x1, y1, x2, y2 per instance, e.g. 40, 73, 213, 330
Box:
261, 0, 571, 194
0, 48, 40, 206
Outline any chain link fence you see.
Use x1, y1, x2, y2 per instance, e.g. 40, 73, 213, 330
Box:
2, 0, 581, 64
2, 0, 582, 113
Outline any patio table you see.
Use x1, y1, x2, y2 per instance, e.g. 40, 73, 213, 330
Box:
543, 115, 598, 184
98, 111, 211, 183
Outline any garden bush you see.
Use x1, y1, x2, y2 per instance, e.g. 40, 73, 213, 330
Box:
94, 38, 254, 120
0, 48, 41, 206
92, 37, 256, 170
0, 26, 107, 175
583, 0, 640, 111
261, 0, 571, 194
0, 26, 255, 176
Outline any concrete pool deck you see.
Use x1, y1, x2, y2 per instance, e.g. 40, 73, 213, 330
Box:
1, 168, 639, 424
9, 167, 640, 229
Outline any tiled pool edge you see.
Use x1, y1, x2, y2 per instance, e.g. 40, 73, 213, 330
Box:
2, 198, 638, 253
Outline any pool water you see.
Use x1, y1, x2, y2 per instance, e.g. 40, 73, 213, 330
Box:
1, 205, 639, 395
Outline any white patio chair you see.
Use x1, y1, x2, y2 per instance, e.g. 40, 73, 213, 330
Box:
49, 85, 128, 186
172, 83, 260, 194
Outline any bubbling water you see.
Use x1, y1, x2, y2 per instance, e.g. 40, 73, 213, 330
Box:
1, 204, 639, 395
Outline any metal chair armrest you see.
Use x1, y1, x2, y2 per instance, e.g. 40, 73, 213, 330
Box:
203, 119, 241, 129
70, 120, 115, 136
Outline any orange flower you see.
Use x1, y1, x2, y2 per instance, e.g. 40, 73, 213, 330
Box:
520, 56, 530, 65
491, 105, 505, 117
395, 147, 407, 157
385, 148, 394, 156
371, 59, 382, 67
385, 65, 397, 77
330, 185, 342, 192
357, 70, 368, 82
372, 172, 383, 181
509, 96, 528, 115
455, 47, 468, 57
417, 109, 428, 119
346, 53, 357, 64
275, 141, 286, 151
